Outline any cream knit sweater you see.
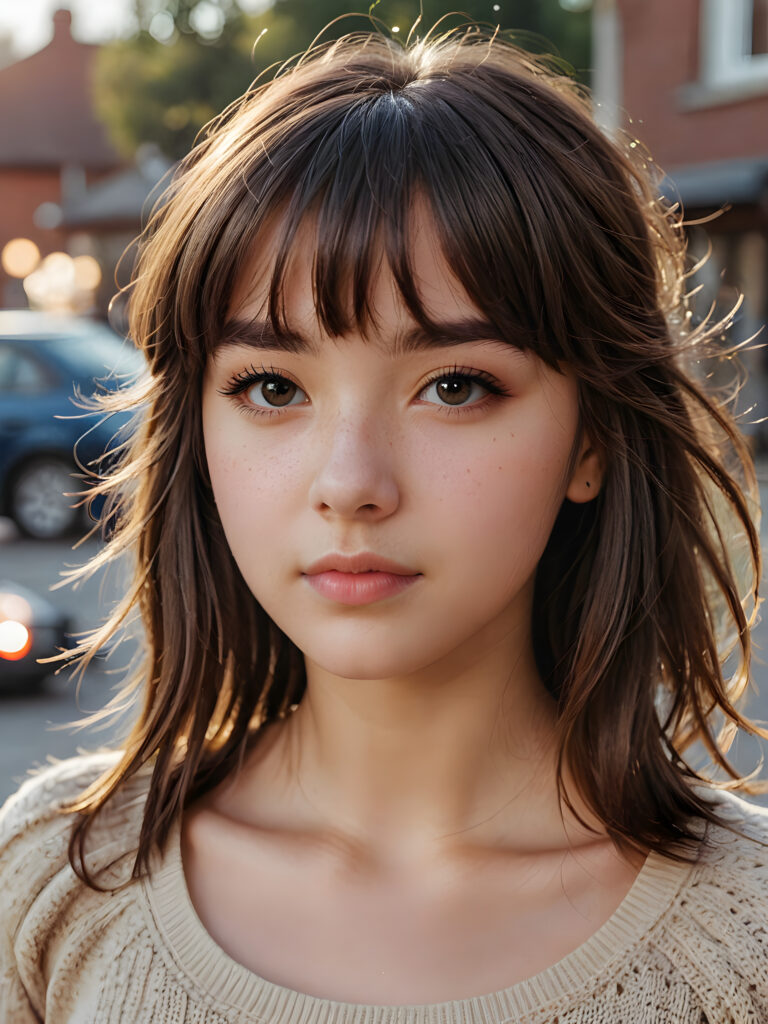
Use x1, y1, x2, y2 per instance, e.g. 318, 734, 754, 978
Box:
2, 751, 768, 1023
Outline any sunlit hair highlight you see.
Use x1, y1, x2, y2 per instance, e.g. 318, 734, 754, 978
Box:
55, 20, 767, 890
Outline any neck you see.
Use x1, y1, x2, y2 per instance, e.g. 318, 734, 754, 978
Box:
296, 650, 554, 848
227, 622, 609, 867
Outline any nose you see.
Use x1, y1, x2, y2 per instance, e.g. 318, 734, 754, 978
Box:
308, 412, 400, 521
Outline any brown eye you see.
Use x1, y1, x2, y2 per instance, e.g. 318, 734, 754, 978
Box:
246, 376, 305, 408
435, 378, 474, 405
421, 374, 488, 407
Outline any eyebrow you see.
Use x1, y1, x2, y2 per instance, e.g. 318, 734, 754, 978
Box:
214, 316, 515, 357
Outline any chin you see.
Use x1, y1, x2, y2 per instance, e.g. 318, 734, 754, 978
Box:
308, 654, 425, 682
299, 633, 451, 682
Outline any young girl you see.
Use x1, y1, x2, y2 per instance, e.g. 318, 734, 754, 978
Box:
2, 18, 768, 1024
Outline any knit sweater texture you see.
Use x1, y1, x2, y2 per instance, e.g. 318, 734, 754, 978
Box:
2, 751, 768, 1023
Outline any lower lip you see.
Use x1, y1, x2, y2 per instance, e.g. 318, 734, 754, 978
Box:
303, 571, 422, 606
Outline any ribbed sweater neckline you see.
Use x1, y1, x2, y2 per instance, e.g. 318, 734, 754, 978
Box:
141, 814, 694, 1024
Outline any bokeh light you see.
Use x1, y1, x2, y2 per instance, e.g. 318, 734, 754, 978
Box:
1, 238, 41, 279
23, 251, 76, 310
190, 1, 226, 39
73, 254, 102, 291
21, 250, 103, 312
149, 10, 175, 42
0, 621, 32, 661
0, 593, 32, 623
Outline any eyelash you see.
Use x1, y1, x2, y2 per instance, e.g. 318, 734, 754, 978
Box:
217, 363, 513, 419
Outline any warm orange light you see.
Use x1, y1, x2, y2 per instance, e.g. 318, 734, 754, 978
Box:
2, 238, 41, 279
23, 251, 76, 311
73, 254, 102, 291
40, 251, 75, 281
0, 620, 32, 660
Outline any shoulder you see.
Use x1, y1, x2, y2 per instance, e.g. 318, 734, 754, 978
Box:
0, 749, 153, 885
0, 749, 152, 934
693, 786, 768, 872
686, 787, 768, 916
0, 748, 152, 905
0, 750, 146, 869
0, 751, 156, 1018
1, 750, 120, 839
650, 788, 768, 1015
674, 786, 768, 909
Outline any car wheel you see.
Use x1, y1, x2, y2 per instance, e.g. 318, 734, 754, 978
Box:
9, 457, 82, 540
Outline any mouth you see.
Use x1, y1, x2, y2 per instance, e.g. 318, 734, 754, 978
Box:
301, 566, 423, 606
303, 553, 421, 576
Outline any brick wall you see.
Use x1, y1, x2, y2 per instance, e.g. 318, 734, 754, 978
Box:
0, 168, 65, 306
0, 166, 118, 308
620, 0, 768, 167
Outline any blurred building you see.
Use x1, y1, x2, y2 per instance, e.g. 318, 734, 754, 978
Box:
619, 0, 768, 443
56, 145, 173, 327
0, 8, 123, 310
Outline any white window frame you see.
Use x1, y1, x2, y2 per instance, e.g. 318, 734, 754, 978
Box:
679, 0, 768, 107
701, 0, 768, 87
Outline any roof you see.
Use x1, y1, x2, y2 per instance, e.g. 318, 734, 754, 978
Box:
59, 148, 174, 229
660, 155, 768, 209
0, 9, 121, 170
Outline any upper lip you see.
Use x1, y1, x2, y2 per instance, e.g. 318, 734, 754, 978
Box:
303, 553, 420, 575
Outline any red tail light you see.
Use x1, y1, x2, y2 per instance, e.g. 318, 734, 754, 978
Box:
0, 620, 32, 661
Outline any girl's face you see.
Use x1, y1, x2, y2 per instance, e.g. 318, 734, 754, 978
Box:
202, 211, 593, 683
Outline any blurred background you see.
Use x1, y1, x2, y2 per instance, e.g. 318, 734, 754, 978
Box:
1, 0, 768, 806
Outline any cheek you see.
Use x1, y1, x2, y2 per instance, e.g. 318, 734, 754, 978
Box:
202, 404, 302, 549
418, 423, 572, 574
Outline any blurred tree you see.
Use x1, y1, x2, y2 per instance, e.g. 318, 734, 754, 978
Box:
94, 1, 298, 159
276, 0, 590, 75
94, 0, 590, 161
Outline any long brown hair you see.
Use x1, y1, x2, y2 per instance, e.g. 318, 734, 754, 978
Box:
58, 19, 767, 890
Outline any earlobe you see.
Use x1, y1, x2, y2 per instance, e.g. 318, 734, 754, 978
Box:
566, 445, 603, 504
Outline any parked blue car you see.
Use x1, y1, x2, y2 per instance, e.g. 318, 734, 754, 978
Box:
0, 311, 145, 539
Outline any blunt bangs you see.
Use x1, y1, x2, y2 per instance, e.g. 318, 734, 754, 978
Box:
158, 33, 666, 375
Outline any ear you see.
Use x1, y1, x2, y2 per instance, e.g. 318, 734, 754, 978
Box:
565, 437, 603, 504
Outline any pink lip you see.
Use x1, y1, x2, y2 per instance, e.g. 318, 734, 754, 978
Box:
303, 570, 421, 606
303, 552, 418, 575
302, 553, 422, 606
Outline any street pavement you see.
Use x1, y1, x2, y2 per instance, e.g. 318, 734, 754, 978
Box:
2, 483, 768, 810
